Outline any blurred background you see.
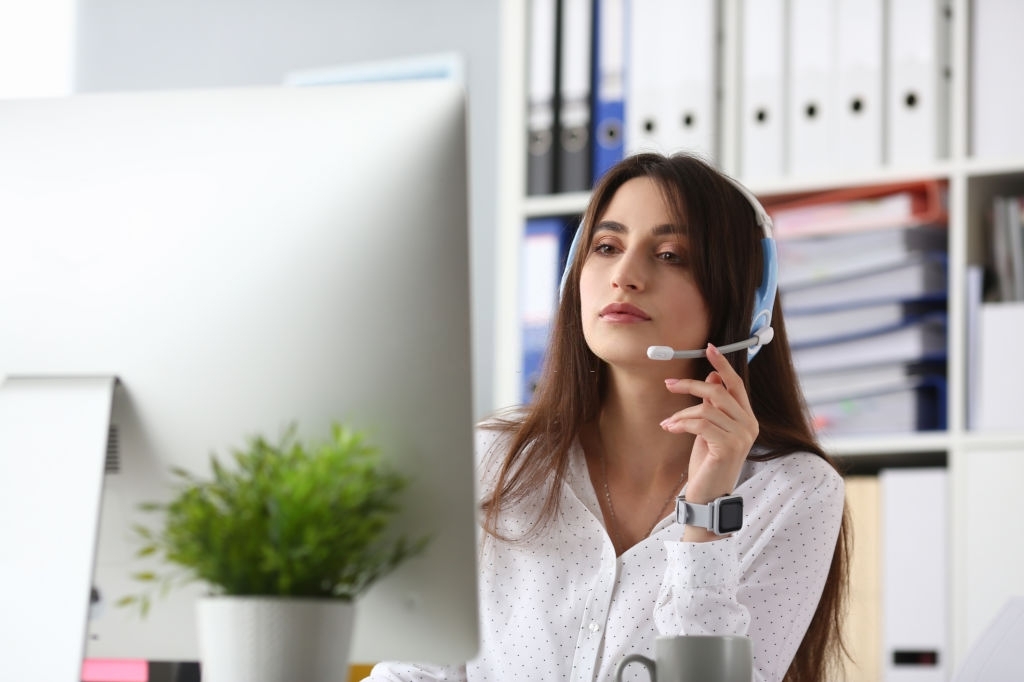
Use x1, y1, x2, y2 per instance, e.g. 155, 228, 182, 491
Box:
0, 0, 502, 419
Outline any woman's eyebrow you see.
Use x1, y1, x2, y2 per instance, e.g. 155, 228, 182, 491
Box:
593, 220, 685, 236
593, 220, 627, 234
653, 223, 685, 236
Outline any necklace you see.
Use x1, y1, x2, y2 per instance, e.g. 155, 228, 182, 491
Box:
599, 448, 687, 550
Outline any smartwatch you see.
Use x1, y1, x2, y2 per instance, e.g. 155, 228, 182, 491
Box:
676, 494, 744, 535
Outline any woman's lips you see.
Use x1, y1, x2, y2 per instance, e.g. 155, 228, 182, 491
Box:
600, 302, 651, 322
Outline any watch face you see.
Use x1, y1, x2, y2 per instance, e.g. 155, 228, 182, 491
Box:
717, 497, 743, 533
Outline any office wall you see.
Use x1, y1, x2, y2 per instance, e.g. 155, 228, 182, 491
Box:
74, 0, 501, 418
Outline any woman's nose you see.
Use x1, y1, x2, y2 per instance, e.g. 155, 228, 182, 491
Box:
611, 252, 646, 291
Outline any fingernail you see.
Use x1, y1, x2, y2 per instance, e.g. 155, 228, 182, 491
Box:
664, 378, 680, 386
707, 343, 718, 357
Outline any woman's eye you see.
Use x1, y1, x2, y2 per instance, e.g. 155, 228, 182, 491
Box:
592, 242, 617, 255
657, 250, 686, 264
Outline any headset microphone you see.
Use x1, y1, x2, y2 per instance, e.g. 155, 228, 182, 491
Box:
647, 326, 775, 361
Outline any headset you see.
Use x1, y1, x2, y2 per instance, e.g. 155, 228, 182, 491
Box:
558, 175, 779, 362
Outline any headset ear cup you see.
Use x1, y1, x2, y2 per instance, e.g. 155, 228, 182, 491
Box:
747, 237, 779, 361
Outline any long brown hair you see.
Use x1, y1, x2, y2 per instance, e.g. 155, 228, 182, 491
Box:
482, 153, 849, 681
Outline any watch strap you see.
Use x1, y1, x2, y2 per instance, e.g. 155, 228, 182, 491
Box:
676, 496, 713, 529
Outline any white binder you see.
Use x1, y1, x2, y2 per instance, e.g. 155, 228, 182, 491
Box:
971, 0, 1024, 160
625, 0, 667, 155
787, 0, 836, 176
835, 0, 884, 171
739, 0, 787, 181
625, 0, 717, 161
663, 0, 717, 161
881, 467, 948, 681
886, 0, 951, 165
959, 451, 1024, 674
976, 302, 1024, 431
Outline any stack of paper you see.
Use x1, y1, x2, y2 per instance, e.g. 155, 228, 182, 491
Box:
768, 181, 949, 436
768, 180, 948, 238
804, 373, 946, 435
778, 224, 946, 289
783, 253, 947, 313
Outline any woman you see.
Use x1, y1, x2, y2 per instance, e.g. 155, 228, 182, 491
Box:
370, 153, 849, 681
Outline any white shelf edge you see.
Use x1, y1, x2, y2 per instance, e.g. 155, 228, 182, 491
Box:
961, 156, 1024, 178
520, 159, 1024, 221
821, 432, 953, 457
523, 191, 591, 218
520, 160, 1024, 224
821, 430, 1024, 458
959, 431, 1024, 450
744, 162, 958, 197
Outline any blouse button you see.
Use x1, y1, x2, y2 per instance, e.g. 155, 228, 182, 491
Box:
588, 621, 601, 633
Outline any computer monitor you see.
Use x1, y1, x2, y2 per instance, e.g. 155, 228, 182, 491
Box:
0, 81, 479, 679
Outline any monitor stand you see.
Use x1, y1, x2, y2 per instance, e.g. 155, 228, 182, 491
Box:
0, 376, 118, 682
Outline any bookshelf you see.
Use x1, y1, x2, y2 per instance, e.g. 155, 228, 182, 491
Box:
495, 0, 1024, 671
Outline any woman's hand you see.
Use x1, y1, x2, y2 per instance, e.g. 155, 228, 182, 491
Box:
659, 343, 758, 509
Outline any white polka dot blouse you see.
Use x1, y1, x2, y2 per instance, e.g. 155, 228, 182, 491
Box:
368, 426, 845, 682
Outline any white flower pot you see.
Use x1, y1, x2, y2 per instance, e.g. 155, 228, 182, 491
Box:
196, 596, 355, 682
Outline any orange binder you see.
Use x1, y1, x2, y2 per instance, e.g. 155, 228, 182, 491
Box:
761, 179, 948, 239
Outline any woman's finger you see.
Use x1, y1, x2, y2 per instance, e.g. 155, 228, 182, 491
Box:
664, 376, 746, 421
660, 415, 748, 450
704, 343, 753, 410
661, 401, 738, 436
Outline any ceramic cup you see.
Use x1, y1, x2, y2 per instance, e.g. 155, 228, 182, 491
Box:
615, 635, 753, 682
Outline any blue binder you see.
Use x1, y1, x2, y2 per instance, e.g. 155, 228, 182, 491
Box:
521, 217, 571, 402
591, 0, 625, 186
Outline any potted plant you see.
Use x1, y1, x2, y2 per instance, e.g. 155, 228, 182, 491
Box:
120, 422, 428, 682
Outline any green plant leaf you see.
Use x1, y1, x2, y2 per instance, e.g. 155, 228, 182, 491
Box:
118, 420, 430, 615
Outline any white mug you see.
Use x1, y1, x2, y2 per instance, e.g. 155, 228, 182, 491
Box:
616, 635, 753, 682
